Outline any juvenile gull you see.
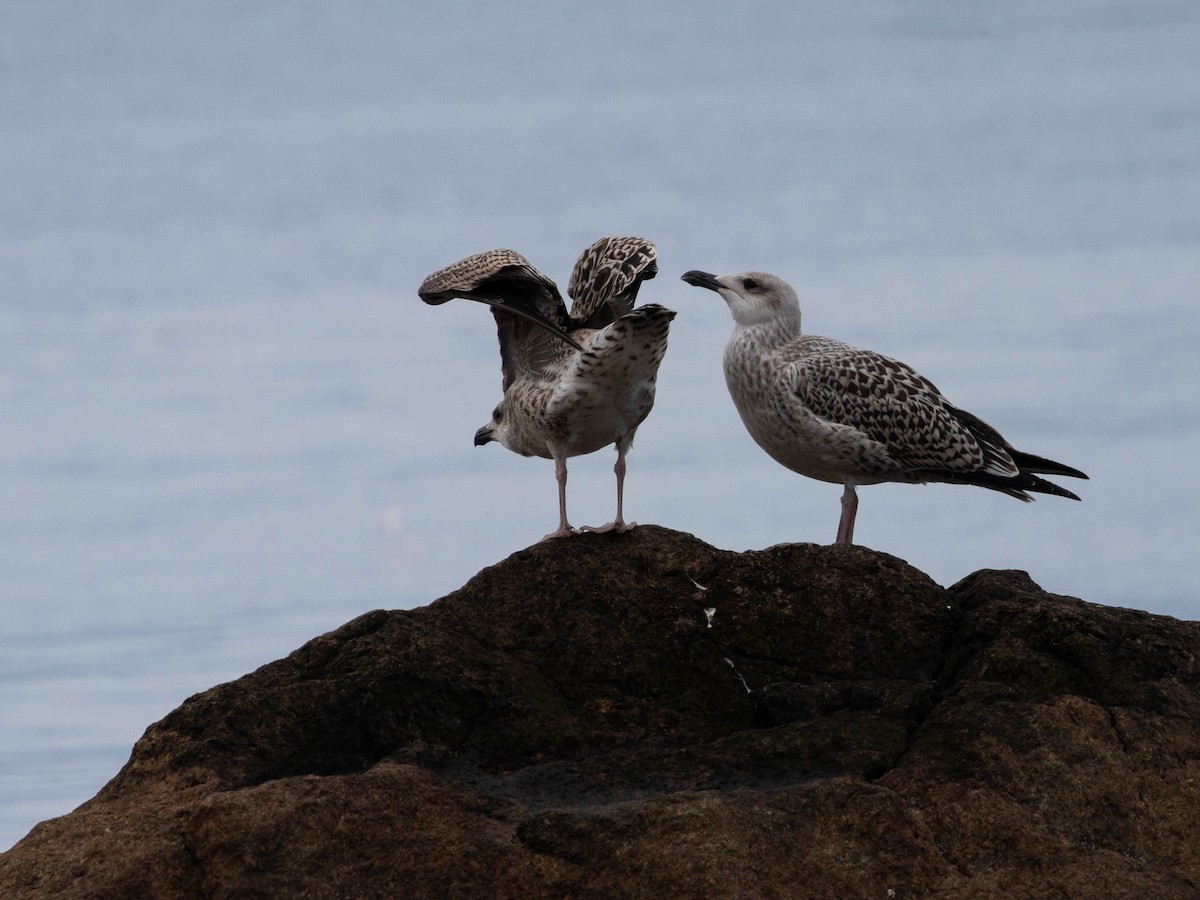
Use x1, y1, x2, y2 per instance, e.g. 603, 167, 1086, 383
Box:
420, 237, 675, 540
681, 269, 1087, 545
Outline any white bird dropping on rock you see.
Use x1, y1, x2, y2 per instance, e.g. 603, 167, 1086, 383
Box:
420, 237, 675, 541
680, 269, 1087, 545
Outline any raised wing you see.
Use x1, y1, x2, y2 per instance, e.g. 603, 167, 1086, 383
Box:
566, 236, 658, 328
419, 248, 582, 348
420, 249, 584, 390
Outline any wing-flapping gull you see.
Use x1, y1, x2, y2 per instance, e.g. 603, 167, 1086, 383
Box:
681, 269, 1087, 545
420, 237, 675, 540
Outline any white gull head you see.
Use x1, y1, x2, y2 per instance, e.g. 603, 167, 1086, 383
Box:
681, 270, 801, 330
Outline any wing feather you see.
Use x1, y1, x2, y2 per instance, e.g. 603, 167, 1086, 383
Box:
788, 339, 1019, 477
419, 248, 582, 389
567, 236, 658, 328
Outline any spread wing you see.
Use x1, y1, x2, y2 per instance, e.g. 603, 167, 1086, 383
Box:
566, 236, 658, 329
420, 248, 583, 390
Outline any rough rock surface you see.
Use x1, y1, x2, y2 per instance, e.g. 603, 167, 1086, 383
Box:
2, 526, 1197, 898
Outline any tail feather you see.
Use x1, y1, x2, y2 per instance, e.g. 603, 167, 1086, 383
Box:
916, 404, 1086, 502
1023, 473, 1082, 501
916, 468, 1082, 502
1009, 450, 1088, 481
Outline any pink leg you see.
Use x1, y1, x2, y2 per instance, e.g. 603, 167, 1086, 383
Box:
613, 443, 630, 530
540, 454, 578, 541
582, 437, 636, 535
836, 480, 858, 545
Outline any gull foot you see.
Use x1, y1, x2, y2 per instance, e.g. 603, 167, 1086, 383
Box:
580, 521, 637, 535
538, 526, 581, 542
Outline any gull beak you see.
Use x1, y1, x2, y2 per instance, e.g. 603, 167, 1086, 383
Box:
680, 270, 723, 292
474, 425, 495, 447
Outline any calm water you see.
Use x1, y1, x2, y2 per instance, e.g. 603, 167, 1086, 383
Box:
3, 1, 1198, 850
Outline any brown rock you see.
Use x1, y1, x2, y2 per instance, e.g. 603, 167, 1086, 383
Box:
1, 527, 1197, 898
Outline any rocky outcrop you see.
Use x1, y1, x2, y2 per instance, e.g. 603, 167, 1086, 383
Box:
2, 527, 1197, 898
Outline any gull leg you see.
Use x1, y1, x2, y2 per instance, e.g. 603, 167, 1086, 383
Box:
540, 453, 578, 541
583, 437, 636, 535
836, 480, 858, 545
613, 441, 631, 531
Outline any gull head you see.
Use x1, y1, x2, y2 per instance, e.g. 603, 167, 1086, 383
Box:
681, 270, 800, 328
474, 401, 510, 448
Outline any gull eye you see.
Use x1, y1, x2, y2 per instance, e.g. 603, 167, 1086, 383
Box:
743, 277, 760, 291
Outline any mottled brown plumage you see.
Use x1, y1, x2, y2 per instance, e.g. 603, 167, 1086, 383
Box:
567, 236, 659, 327
681, 269, 1087, 545
420, 238, 674, 540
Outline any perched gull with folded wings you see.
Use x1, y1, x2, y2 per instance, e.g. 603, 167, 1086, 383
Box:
420, 237, 675, 541
681, 269, 1087, 545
